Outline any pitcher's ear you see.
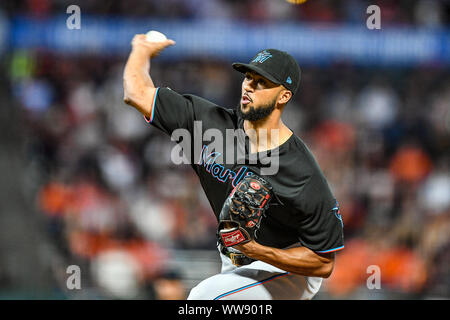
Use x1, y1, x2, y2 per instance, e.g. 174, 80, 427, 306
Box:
278, 89, 292, 105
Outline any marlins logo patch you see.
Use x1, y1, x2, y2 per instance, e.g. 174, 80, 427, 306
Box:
252, 50, 273, 64
332, 200, 343, 227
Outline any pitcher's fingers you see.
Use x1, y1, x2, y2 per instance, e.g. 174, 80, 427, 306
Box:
131, 34, 147, 45
166, 39, 176, 46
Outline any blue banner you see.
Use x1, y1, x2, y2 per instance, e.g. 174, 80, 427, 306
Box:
8, 15, 450, 66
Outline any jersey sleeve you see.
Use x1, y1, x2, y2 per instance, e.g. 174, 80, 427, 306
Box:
294, 174, 344, 253
144, 87, 234, 137
144, 87, 194, 136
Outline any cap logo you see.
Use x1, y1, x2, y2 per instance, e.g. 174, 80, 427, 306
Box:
286, 76, 292, 84
252, 50, 272, 64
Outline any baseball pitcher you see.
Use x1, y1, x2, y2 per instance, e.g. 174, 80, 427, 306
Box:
123, 34, 344, 300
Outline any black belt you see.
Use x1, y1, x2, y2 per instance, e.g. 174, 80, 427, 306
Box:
220, 245, 256, 267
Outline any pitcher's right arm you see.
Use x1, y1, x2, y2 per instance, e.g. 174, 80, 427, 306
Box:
123, 34, 175, 117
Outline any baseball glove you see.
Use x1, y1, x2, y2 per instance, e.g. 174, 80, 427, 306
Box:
217, 174, 274, 248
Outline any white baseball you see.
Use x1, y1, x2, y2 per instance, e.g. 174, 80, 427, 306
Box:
145, 30, 167, 42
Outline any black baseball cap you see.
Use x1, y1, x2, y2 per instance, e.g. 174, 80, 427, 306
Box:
232, 49, 301, 95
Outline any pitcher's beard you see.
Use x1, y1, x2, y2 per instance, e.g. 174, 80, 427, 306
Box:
237, 99, 276, 122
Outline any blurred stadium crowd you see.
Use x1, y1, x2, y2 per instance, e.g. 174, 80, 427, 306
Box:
1, 0, 449, 299
3, 0, 449, 27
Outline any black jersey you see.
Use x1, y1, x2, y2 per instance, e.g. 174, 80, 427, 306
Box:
145, 87, 344, 253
